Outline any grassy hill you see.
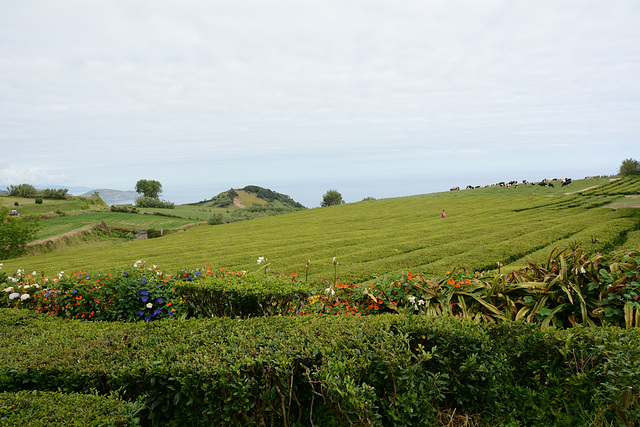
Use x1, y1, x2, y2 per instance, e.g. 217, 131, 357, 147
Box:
190, 185, 306, 209
0, 193, 108, 217
2, 177, 639, 283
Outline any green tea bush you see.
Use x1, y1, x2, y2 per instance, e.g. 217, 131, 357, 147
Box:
0, 390, 143, 426
174, 273, 309, 318
1, 311, 638, 426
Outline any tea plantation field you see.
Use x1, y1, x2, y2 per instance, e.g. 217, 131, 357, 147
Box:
2, 177, 639, 284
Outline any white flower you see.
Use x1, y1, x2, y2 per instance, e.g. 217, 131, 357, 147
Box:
324, 287, 335, 296
3, 287, 14, 293
8, 293, 20, 300
134, 260, 142, 268
257, 257, 264, 265
10, 277, 17, 283
153, 265, 157, 269
418, 299, 425, 306
23, 285, 30, 289
146, 303, 153, 309
580, 267, 586, 274
20, 294, 30, 301
407, 296, 416, 304
0, 263, 3, 270
32, 271, 36, 276
58, 271, 64, 279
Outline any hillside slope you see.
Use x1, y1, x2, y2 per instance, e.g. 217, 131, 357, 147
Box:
3, 177, 639, 283
190, 185, 306, 209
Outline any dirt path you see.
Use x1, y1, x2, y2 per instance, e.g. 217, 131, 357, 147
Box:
564, 185, 599, 195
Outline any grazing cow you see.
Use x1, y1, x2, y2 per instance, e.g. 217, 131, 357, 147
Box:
585, 176, 594, 179
450, 186, 460, 191
538, 182, 547, 187
548, 183, 554, 188
562, 178, 572, 187
466, 185, 474, 190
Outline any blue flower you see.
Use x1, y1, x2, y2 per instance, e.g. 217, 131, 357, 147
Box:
142, 296, 148, 303
141, 278, 147, 285
72, 289, 77, 294
156, 297, 164, 303
168, 311, 175, 316
138, 290, 150, 296
144, 316, 151, 322
153, 309, 162, 316
196, 272, 202, 276
139, 310, 145, 316
45, 292, 50, 297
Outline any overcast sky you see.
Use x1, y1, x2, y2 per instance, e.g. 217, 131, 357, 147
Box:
1, 1, 638, 207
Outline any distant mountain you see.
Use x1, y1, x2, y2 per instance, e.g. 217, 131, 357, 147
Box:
189, 185, 306, 210
80, 189, 138, 206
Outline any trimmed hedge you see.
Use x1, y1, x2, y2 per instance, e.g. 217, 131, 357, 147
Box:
174, 274, 310, 318
1, 309, 639, 426
0, 390, 142, 426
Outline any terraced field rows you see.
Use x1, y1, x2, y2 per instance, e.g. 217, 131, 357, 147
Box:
583, 176, 640, 196
3, 182, 638, 284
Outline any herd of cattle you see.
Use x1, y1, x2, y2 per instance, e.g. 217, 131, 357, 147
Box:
450, 177, 574, 191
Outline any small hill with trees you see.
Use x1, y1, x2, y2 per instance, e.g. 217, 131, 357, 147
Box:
190, 185, 306, 210
188, 186, 306, 225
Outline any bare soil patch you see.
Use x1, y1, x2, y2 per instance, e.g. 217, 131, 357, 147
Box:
607, 195, 640, 210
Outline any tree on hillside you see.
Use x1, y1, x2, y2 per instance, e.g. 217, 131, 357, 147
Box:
0, 207, 40, 259
7, 184, 38, 198
321, 189, 344, 207
135, 179, 163, 198
619, 158, 640, 176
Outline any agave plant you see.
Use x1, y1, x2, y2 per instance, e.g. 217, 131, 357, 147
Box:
500, 247, 640, 329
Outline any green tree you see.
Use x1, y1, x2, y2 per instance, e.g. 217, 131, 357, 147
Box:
321, 189, 344, 207
0, 207, 40, 259
135, 179, 163, 198
7, 184, 38, 198
619, 158, 640, 176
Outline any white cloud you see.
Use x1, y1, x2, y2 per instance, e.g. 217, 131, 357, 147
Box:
0, 166, 68, 188
0, 1, 638, 205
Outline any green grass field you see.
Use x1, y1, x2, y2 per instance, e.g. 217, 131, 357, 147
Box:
0, 194, 107, 217
2, 177, 639, 283
30, 212, 203, 240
